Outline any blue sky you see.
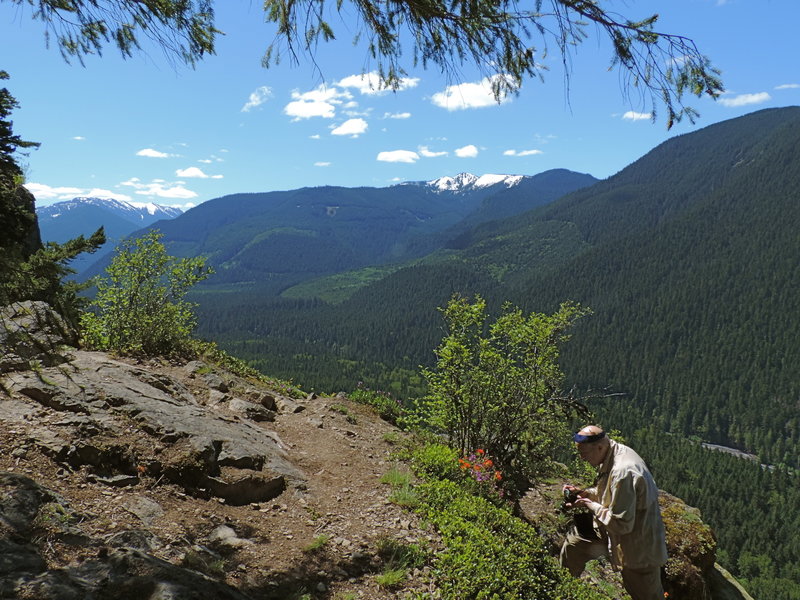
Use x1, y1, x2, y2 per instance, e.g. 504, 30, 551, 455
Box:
3, 0, 799, 209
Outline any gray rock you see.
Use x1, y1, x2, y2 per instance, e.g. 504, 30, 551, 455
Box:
105, 529, 161, 552
274, 395, 305, 414
228, 398, 276, 422
123, 496, 164, 526
0, 301, 78, 373
202, 372, 229, 392
205, 470, 286, 506
94, 474, 140, 487
183, 360, 207, 375
1, 350, 306, 493
40, 547, 251, 599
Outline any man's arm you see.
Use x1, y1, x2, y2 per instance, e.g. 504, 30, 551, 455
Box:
575, 471, 637, 535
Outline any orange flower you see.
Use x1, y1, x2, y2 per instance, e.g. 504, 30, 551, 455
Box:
476, 449, 485, 455
494, 471, 502, 481
483, 459, 493, 467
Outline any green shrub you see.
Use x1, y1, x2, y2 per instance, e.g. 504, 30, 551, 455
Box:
410, 295, 591, 499
349, 385, 403, 424
410, 442, 461, 481
81, 231, 212, 356
415, 479, 607, 600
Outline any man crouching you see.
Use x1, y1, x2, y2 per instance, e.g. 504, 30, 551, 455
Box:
561, 425, 668, 600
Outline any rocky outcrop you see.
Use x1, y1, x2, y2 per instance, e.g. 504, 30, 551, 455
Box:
0, 472, 251, 600
1, 349, 306, 503
0, 301, 78, 373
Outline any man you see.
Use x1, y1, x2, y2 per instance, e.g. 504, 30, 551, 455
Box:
560, 425, 668, 600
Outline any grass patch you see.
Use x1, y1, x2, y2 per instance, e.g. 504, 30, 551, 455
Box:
375, 568, 407, 588
383, 431, 401, 445
380, 466, 413, 487
388, 484, 420, 508
376, 537, 428, 570
330, 402, 358, 424
181, 549, 225, 578
302, 534, 331, 553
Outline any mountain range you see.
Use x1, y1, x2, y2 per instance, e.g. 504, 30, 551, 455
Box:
78, 169, 596, 292
36, 197, 183, 276
37, 197, 182, 243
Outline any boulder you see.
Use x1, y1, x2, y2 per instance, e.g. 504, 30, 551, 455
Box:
0, 301, 77, 372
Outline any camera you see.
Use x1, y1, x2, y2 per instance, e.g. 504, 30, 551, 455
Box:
563, 488, 580, 504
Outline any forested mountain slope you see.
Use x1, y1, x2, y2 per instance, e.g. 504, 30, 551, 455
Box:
85, 170, 595, 295
202, 106, 800, 466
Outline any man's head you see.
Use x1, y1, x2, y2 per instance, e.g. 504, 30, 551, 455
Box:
574, 425, 610, 467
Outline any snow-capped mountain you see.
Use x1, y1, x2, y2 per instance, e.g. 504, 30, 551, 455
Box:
401, 172, 526, 193
35, 197, 184, 277
38, 197, 182, 226
37, 196, 183, 244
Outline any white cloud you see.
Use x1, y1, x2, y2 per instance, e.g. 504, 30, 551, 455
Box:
284, 85, 352, 120
310, 134, 321, 140
176, 166, 222, 179
121, 178, 198, 199
241, 86, 273, 112
431, 75, 513, 110
73, 136, 85, 141
419, 146, 447, 158
331, 118, 368, 137
775, 83, 800, 90
337, 72, 419, 95
24, 183, 83, 200
137, 148, 173, 158
718, 92, 771, 107
377, 150, 420, 163
85, 188, 133, 201
504, 149, 543, 157
622, 111, 652, 121
384, 112, 411, 120
455, 144, 479, 158
314, 162, 331, 167
24, 183, 134, 202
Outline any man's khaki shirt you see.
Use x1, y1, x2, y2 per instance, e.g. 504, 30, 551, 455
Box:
584, 439, 668, 570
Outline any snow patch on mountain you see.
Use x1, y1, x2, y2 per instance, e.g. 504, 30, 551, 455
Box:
38, 197, 183, 221
399, 172, 525, 193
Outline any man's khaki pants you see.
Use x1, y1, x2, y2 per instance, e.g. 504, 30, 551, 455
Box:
560, 522, 665, 600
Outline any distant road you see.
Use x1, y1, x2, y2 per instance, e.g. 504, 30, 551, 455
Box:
701, 442, 776, 471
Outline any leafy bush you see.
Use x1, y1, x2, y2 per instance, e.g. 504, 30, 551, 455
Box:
410, 443, 461, 482
409, 295, 591, 498
81, 230, 212, 356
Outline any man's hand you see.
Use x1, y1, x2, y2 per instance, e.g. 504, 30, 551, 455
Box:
562, 484, 582, 507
